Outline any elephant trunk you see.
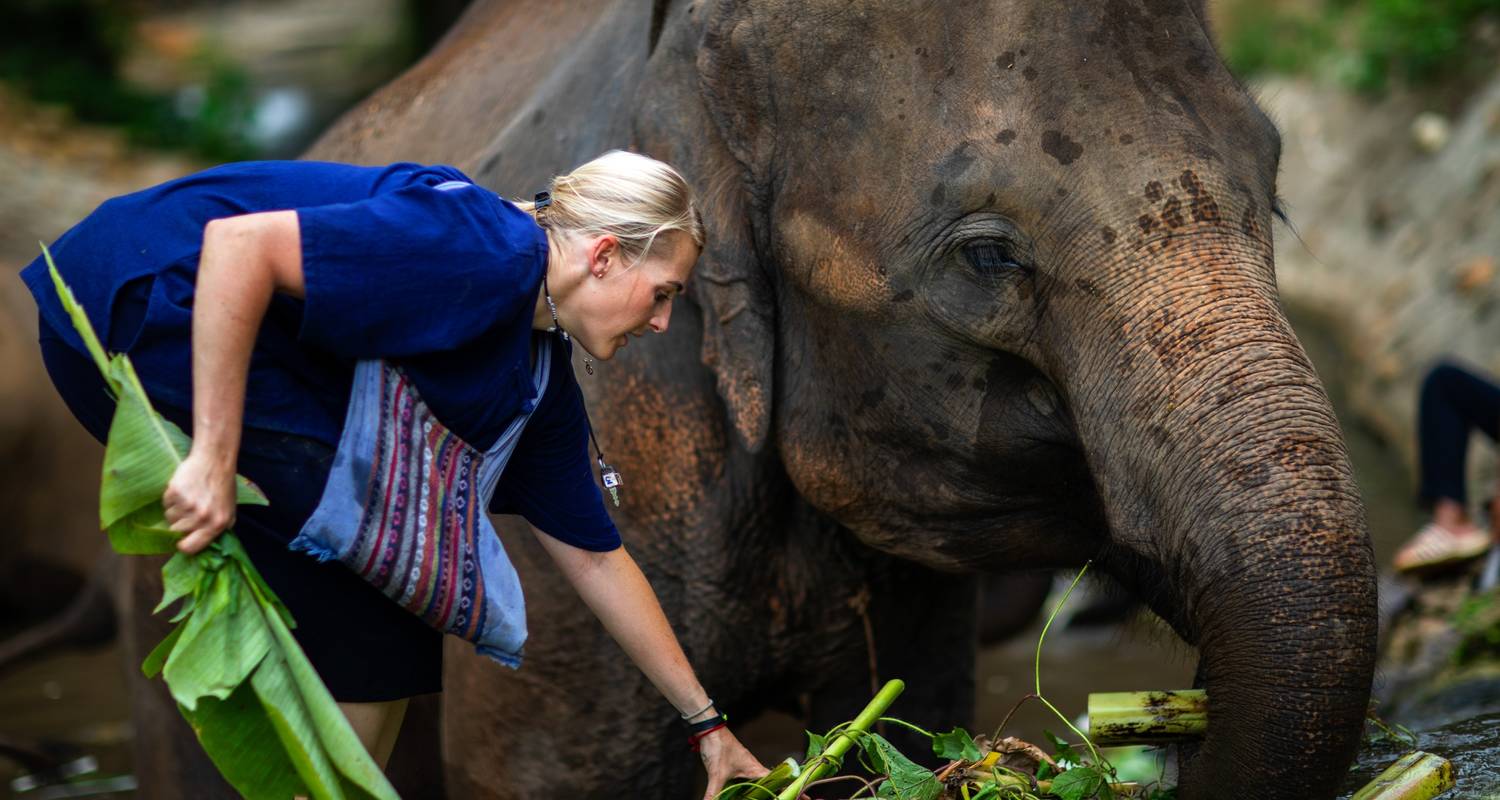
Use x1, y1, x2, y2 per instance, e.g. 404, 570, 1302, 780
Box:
1050, 231, 1378, 799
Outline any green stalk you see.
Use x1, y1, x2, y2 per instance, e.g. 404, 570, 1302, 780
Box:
1349, 752, 1454, 800
1087, 690, 1207, 745
1034, 563, 1104, 766
776, 680, 906, 800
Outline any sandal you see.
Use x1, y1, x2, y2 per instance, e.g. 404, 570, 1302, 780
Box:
1393, 522, 1493, 573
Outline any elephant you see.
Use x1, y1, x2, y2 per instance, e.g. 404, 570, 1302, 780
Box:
115, 1, 1378, 798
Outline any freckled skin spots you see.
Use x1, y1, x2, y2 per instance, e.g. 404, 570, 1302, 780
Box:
1138, 214, 1158, 235
996, 129, 1017, 145
1101, 227, 1117, 244
1041, 130, 1083, 165
997, 51, 1016, 69
1161, 195, 1185, 227
1241, 208, 1261, 239
1192, 192, 1221, 223
1120, 133, 1135, 144
1144, 181, 1164, 202
938, 143, 976, 179
1022, 66, 1038, 81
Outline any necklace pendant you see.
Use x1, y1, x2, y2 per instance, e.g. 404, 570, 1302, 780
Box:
584, 357, 594, 375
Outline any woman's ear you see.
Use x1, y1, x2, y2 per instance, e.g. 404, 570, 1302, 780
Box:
589, 234, 620, 278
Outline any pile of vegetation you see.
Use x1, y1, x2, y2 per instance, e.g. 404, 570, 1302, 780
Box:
1218, 0, 1500, 93
713, 565, 1455, 800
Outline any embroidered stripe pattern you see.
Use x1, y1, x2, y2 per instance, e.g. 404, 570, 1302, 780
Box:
349, 367, 487, 640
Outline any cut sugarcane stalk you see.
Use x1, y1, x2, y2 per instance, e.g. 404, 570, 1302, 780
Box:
1349, 752, 1454, 800
1087, 690, 1207, 746
775, 680, 906, 800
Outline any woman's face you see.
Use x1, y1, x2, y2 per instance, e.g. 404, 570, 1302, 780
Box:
565, 232, 698, 360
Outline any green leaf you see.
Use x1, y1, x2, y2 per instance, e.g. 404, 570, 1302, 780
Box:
805, 731, 827, 762
932, 727, 982, 762
859, 734, 942, 800
1051, 765, 1107, 800
163, 568, 273, 711
223, 534, 294, 629
142, 623, 186, 678
106, 507, 181, 554
251, 650, 349, 800
715, 759, 799, 800
1045, 730, 1083, 765
156, 552, 204, 614
182, 680, 308, 800
43, 245, 110, 379
259, 594, 399, 800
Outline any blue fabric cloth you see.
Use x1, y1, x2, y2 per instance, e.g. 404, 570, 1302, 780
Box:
19, 160, 620, 553
292, 340, 554, 668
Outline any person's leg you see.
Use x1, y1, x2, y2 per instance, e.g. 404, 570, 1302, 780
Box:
1417, 362, 1500, 519
337, 698, 410, 768
1398, 362, 1500, 570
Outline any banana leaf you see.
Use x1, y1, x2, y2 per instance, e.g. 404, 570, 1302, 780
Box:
45, 245, 400, 800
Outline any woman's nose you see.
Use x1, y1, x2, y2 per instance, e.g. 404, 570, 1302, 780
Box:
650, 305, 672, 333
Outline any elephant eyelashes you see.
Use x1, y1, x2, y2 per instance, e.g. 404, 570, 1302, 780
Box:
962, 240, 1027, 274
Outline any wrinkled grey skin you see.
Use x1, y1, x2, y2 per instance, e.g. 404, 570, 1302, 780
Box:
117, 1, 1377, 798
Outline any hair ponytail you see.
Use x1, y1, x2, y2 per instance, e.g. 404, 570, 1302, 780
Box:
516, 150, 704, 266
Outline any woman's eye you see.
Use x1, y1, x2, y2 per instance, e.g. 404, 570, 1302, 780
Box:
962, 240, 1026, 273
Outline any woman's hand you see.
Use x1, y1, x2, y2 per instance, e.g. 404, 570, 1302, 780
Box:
164, 447, 238, 554
697, 727, 769, 800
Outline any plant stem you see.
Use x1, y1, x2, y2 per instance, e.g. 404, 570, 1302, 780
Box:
1033, 563, 1105, 766
777, 680, 906, 800
1349, 752, 1454, 800
1087, 690, 1208, 745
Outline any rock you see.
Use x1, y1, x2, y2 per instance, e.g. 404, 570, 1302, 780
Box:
1454, 256, 1496, 294
1412, 111, 1453, 153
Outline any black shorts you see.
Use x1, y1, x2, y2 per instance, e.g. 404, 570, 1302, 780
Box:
39, 322, 442, 702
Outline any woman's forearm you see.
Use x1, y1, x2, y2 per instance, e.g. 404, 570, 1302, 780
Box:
534, 534, 713, 716
189, 211, 304, 464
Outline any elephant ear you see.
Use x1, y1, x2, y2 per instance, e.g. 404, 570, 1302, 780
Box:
634, 0, 777, 452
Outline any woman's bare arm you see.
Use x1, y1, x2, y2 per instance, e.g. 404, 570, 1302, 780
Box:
166, 210, 304, 554
531, 531, 768, 798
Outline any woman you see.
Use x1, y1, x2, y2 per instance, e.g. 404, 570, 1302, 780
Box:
21, 151, 768, 796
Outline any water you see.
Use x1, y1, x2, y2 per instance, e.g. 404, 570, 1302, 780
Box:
1340, 712, 1500, 799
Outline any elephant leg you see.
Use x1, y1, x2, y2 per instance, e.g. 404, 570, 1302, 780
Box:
808, 560, 978, 768
119, 556, 237, 798
976, 571, 1051, 645
0, 550, 117, 674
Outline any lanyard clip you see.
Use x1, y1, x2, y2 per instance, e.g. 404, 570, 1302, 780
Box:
599, 458, 622, 507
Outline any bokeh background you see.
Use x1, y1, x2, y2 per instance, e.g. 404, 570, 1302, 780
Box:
0, 0, 1497, 797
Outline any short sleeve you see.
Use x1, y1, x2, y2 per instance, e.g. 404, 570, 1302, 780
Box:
490, 351, 622, 552
296, 181, 543, 359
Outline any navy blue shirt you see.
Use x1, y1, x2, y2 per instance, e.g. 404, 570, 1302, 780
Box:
21, 160, 620, 551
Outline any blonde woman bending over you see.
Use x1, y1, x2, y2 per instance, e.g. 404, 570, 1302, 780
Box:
24, 150, 768, 796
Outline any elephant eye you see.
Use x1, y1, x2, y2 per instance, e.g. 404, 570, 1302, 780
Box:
962, 239, 1026, 273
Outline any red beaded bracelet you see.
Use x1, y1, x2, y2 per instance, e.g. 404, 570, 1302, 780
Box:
688, 721, 729, 751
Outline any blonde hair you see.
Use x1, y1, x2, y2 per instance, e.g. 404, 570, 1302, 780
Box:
517, 150, 704, 267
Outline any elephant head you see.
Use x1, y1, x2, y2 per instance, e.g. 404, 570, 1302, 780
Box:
632, 1, 1377, 796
